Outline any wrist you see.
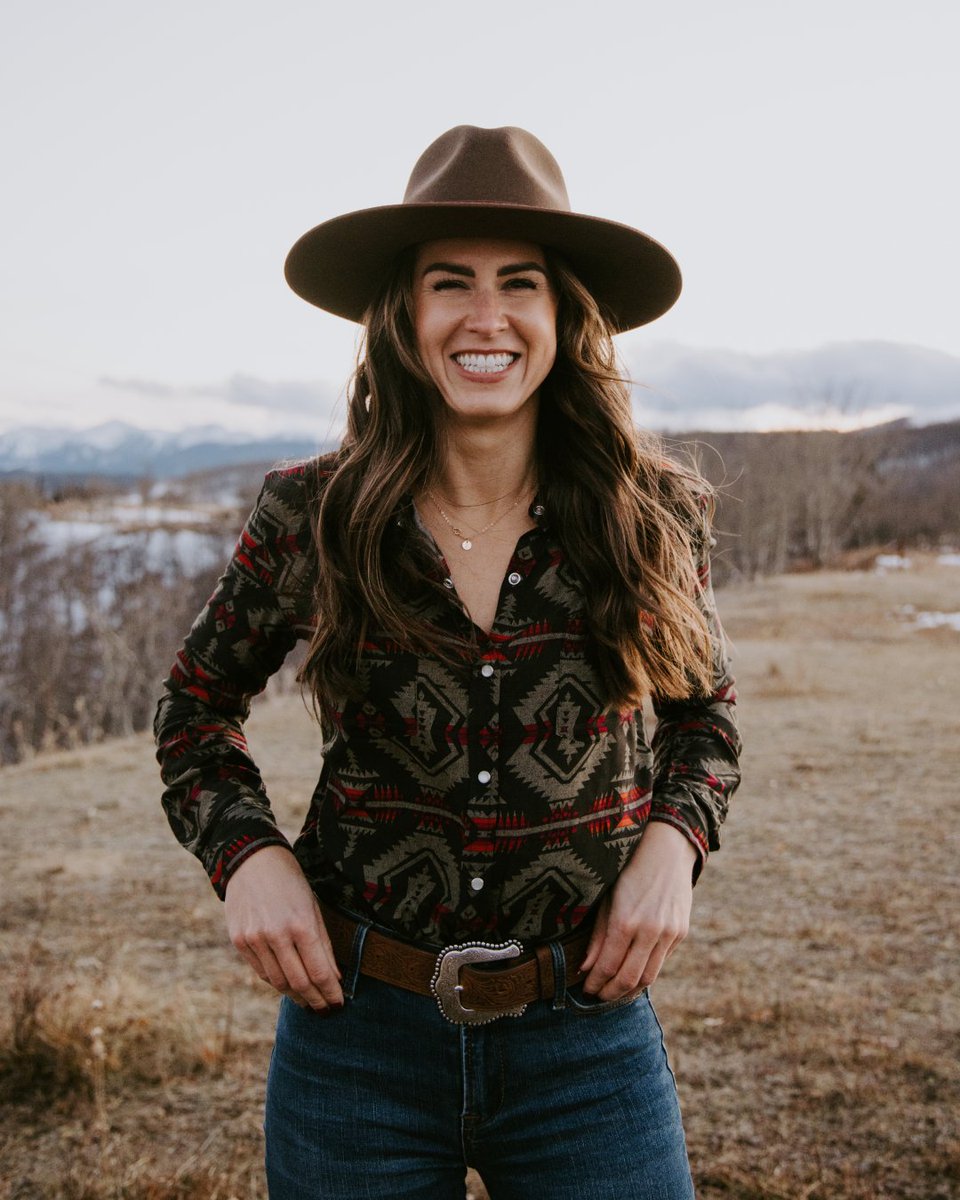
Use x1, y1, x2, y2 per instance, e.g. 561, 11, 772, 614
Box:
640, 820, 699, 870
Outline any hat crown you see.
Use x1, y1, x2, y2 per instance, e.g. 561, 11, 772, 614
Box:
403, 125, 572, 212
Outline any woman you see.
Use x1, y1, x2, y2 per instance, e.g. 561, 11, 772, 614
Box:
156, 125, 741, 1199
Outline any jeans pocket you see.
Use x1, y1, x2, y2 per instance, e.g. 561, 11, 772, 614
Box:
565, 980, 647, 1016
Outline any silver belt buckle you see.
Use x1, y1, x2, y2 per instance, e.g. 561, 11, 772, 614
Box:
430, 940, 526, 1024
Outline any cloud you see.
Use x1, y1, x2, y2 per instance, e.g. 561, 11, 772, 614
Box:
191, 374, 340, 415
624, 341, 960, 431
99, 376, 178, 398
96, 372, 344, 425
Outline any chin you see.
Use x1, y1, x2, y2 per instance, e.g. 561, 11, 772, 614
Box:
441, 386, 538, 424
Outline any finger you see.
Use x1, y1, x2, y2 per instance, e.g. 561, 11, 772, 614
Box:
582, 919, 634, 995
248, 939, 335, 1011
585, 907, 671, 995
593, 937, 650, 1000
598, 932, 680, 1000
292, 909, 344, 1004
638, 937, 672, 987
295, 945, 344, 1008
596, 937, 660, 1000
280, 935, 344, 1009
305, 904, 343, 982
246, 940, 291, 994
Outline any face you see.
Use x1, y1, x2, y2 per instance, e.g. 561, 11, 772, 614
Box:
412, 238, 557, 425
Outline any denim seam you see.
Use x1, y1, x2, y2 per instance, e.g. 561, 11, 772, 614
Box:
646, 990, 682, 1090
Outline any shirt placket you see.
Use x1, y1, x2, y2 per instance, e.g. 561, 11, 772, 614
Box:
457, 547, 538, 934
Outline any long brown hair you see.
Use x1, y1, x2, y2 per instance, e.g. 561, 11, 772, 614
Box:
300, 246, 715, 721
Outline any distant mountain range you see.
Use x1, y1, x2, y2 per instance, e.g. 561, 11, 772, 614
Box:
2, 341, 959, 478
0, 422, 325, 479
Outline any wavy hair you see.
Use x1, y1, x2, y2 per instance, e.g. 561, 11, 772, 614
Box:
299, 247, 715, 721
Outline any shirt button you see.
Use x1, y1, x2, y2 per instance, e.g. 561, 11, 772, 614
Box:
443, 577, 455, 589
507, 571, 522, 586
480, 663, 494, 678
470, 877, 484, 892
477, 769, 492, 785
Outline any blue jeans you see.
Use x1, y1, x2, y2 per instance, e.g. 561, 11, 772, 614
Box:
264, 933, 695, 1199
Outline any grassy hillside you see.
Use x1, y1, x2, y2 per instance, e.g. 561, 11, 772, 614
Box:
2, 557, 958, 1197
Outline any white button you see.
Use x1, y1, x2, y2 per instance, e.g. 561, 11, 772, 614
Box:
443, 577, 455, 589
480, 663, 494, 678
507, 571, 522, 586
470, 877, 484, 892
477, 769, 492, 785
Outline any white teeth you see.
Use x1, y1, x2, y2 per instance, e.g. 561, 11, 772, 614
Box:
454, 353, 515, 373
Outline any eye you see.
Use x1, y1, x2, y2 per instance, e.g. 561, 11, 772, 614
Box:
431, 278, 468, 292
504, 276, 539, 290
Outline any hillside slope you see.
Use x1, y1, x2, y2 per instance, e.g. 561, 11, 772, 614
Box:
1, 560, 958, 1198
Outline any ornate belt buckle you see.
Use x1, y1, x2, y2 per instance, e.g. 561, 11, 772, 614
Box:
430, 940, 526, 1025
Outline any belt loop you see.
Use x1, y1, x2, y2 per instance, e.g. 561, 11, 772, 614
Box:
548, 940, 567, 1010
534, 943, 554, 1004
340, 916, 371, 1000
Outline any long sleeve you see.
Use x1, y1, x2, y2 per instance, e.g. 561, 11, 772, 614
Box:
154, 463, 319, 898
648, 519, 742, 881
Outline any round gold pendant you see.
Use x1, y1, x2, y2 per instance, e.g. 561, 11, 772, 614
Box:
462, 539, 473, 550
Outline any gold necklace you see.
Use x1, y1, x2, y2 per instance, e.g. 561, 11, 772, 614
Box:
434, 484, 518, 510
428, 483, 531, 551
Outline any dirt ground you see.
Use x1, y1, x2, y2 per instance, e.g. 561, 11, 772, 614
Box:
1, 558, 958, 1198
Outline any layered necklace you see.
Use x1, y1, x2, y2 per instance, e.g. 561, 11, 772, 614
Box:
428, 478, 534, 552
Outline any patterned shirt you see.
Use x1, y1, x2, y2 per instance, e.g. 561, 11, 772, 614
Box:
155, 459, 741, 947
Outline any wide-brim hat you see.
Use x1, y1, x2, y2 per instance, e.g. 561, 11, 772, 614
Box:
284, 126, 681, 333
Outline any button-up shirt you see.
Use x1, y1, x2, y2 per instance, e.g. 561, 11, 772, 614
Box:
155, 460, 741, 947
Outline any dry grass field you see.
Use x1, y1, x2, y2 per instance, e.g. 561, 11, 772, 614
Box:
1, 558, 958, 1199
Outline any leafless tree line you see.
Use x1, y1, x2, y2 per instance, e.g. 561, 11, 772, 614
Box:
1, 420, 957, 761
0, 481, 228, 764
674, 420, 960, 582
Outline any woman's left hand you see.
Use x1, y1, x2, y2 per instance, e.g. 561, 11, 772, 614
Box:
579, 822, 698, 1001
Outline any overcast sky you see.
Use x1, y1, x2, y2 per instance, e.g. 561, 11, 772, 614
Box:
2, 0, 957, 436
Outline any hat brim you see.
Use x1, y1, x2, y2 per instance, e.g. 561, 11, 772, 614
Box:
284, 203, 681, 333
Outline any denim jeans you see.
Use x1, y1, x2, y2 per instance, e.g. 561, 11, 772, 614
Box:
264, 929, 695, 1200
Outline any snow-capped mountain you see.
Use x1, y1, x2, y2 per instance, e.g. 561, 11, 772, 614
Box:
0, 422, 324, 478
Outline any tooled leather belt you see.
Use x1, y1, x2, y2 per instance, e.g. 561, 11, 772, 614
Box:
320, 901, 593, 1025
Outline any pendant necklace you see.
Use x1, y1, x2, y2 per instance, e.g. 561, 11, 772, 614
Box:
428, 483, 531, 551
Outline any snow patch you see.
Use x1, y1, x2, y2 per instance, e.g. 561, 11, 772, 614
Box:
897, 605, 960, 632
874, 554, 912, 572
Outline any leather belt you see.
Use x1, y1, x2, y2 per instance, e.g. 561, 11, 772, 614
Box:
320, 902, 592, 1025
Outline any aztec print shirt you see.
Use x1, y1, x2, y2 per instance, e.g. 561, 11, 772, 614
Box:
155, 460, 741, 947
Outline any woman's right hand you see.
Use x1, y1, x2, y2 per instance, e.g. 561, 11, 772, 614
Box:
224, 845, 344, 1010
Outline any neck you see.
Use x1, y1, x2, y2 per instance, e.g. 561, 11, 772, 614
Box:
430, 408, 538, 506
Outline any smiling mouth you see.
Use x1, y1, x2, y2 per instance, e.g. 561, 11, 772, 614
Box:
452, 352, 519, 374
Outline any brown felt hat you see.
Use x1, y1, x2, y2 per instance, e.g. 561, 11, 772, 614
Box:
284, 126, 681, 333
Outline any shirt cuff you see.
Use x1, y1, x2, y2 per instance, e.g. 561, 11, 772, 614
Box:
208, 829, 293, 899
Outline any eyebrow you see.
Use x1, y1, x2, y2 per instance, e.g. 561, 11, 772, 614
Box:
420, 261, 549, 278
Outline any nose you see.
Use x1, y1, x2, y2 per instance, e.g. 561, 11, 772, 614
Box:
464, 287, 508, 335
